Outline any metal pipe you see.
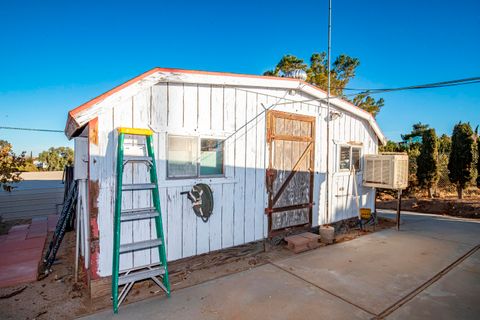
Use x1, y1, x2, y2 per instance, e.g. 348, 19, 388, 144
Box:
325, 0, 332, 224
396, 189, 402, 230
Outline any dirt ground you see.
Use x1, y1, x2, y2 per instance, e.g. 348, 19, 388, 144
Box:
0, 217, 395, 320
377, 193, 480, 219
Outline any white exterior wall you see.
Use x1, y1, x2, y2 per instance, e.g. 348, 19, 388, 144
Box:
88, 81, 378, 277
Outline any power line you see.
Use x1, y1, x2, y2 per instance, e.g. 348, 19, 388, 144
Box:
341, 77, 480, 92
0, 126, 64, 133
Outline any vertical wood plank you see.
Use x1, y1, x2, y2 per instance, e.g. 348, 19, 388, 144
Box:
221, 183, 234, 248
167, 83, 184, 129
167, 187, 182, 260
158, 187, 168, 261
132, 90, 152, 267
211, 86, 224, 131
151, 83, 168, 130
244, 92, 257, 243
183, 84, 198, 130
198, 85, 211, 132
209, 184, 223, 251
93, 107, 114, 276
233, 89, 246, 245
182, 185, 196, 257
113, 98, 134, 271
254, 93, 267, 240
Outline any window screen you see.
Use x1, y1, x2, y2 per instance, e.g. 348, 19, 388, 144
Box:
352, 147, 361, 171
167, 135, 198, 178
200, 138, 223, 176
339, 146, 351, 170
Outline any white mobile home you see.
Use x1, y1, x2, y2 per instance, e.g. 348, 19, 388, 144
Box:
65, 67, 386, 283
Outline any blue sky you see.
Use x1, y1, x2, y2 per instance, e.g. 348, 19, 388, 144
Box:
1, 0, 479, 155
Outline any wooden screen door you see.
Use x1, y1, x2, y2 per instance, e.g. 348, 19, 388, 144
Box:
266, 110, 315, 236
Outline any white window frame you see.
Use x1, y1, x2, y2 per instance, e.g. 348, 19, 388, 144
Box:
338, 144, 362, 172
166, 134, 225, 179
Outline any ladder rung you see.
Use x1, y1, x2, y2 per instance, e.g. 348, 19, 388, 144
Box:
121, 208, 159, 221
123, 156, 153, 164
122, 183, 156, 191
118, 266, 165, 285
119, 239, 162, 253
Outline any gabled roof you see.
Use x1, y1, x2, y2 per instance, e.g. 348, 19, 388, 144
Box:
65, 67, 386, 144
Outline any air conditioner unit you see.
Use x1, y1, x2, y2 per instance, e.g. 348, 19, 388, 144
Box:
363, 153, 408, 189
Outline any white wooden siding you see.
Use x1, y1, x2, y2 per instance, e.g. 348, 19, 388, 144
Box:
90, 82, 378, 277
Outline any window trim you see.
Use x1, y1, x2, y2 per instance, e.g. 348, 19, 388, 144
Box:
166, 134, 225, 180
338, 144, 362, 172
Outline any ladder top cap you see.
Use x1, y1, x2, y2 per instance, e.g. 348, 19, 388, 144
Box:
118, 127, 153, 136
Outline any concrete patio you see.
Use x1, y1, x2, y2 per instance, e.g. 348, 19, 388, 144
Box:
81, 211, 480, 320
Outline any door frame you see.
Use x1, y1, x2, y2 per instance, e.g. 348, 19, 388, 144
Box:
265, 110, 316, 237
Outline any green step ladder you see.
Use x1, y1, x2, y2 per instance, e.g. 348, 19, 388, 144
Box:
112, 127, 170, 313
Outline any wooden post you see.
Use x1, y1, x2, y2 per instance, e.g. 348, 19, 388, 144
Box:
396, 189, 402, 231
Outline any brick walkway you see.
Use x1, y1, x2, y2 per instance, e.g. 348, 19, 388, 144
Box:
0, 215, 58, 288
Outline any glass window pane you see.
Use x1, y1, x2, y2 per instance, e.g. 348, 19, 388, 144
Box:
339, 146, 351, 170
200, 138, 223, 176
167, 135, 197, 178
352, 147, 361, 171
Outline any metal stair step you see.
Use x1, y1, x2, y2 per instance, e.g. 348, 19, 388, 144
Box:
121, 208, 159, 221
123, 156, 153, 164
118, 266, 165, 285
122, 183, 156, 191
119, 239, 162, 253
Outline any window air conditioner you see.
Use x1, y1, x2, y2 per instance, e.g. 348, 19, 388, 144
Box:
363, 153, 408, 189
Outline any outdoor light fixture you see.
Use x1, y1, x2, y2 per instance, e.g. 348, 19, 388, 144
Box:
329, 110, 343, 120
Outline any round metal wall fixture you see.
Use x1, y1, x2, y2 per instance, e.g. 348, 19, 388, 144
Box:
181, 183, 214, 223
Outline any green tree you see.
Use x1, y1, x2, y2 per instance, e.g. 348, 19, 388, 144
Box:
264, 53, 385, 117
437, 134, 451, 154
448, 122, 475, 199
401, 122, 430, 145
263, 55, 307, 76
477, 139, 480, 188
416, 129, 439, 198
352, 93, 385, 118
0, 140, 26, 191
379, 140, 404, 152
38, 147, 74, 171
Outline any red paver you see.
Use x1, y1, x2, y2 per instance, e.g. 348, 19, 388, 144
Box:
0, 237, 46, 253
0, 247, 43, 266
0, 235, 7, 243
9, 224, 30, 232
48, 214, 59, 232
0, 219, 50, 288
26, 229, 48, 239
0, 260, 39, 288
6, 229, 28, 241
27, 220, 48, 239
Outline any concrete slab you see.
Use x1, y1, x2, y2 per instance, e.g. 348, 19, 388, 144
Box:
274, 229, 473, 315
379, 210, 480, 246
81, 264, 373, 320
387, 250, 480, 320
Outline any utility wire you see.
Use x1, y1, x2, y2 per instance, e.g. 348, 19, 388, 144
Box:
0, 126, 64, 133
341, 77, 480, 92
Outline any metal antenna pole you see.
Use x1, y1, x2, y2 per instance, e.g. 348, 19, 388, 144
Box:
326, 0, 332, 224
